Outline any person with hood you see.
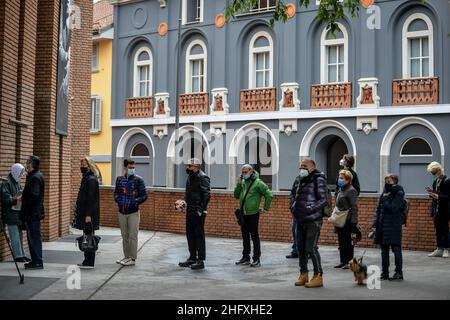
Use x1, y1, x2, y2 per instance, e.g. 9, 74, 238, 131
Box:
234, 164, 273, 268
1, 163, 30, 262
372, 174, 405, 281
335, 154, 360, 196
291, 158, 328, 288
114, 159, 148, 266
20, 155, 45, 270
73, 157, 101, 269
426, 161, 450, 258
178, 158, 211, 270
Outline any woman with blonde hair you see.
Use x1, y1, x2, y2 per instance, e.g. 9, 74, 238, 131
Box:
426, 161, 450, 258
73, 156, 101, 268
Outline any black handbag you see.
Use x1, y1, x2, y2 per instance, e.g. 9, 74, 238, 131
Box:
235, 178, 256, 226
76, 223, 101, 253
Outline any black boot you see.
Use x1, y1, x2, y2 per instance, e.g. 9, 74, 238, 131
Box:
235, 257, 251, 265
178, 259, 196, 268
190, 260, 205, 270
381, 272, 389, 280
250, 259, 261, 267
389, 272, 403, 281
286, 253, 298, 259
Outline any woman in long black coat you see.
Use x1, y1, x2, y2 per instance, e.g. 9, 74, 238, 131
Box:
373, 174, 405, 281
74, 157, 101, 269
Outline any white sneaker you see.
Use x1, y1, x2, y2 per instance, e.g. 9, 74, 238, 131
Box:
428, 249, 444, 257
121, 259, 135, 266
116, 257, 127, 264
443, 250, 449, 258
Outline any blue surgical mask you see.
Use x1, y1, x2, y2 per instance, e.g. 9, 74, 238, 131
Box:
127, 168, 136, 176
243, 173, 251, 180
338, 179, 346, 188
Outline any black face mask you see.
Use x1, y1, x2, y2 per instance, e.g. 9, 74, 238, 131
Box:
186, 168, 193, 175
385, 183, 393, 193
80, 167, 89, 175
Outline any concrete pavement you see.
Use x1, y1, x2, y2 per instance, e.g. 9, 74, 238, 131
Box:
0, 227, 449, 300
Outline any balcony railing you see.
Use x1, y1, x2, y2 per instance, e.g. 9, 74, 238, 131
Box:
393, 77, 439, 106
311, 83, 352, 109
125, 97, 153, 118
179, 92, 209, 115
240, 88, 276, 112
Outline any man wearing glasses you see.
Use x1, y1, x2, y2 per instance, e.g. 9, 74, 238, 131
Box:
178, 158, 211, 270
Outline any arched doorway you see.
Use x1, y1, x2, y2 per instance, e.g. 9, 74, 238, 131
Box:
315, 135, 348, 187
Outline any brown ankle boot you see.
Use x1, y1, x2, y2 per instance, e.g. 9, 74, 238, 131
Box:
305, 273, 323, 288
294, 273, 309, 286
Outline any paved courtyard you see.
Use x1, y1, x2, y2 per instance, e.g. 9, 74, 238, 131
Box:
0, 227, 449, 300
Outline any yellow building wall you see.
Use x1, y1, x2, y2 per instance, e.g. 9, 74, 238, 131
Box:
90, 39, 113, 185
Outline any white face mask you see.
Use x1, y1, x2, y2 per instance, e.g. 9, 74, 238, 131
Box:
339, 159, 345, 167
299, 169, 309, 178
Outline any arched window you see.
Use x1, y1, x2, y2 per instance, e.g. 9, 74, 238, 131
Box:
131, 143, 150, 157
402, 13, 433, 78
401, 137, 432, 156
185, 40, 207, 93
320, 23, 348, 84
249, 31, 273, 88
133, 47, 153, 97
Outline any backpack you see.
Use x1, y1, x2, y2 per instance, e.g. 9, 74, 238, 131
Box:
401, 198, 410, 226
313, 174, 333, 217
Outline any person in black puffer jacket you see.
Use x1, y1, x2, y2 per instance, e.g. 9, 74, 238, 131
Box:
74, 157, 101, 269
372, 174, 405, 281
292, 158, 328, 288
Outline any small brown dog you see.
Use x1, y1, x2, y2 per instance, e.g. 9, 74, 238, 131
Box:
349, 257, 367, 285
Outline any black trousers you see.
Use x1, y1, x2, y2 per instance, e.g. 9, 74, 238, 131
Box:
186, 208, 206, 261
297, 220, 323, 275
336, 221, 354, 264
381, 244, 402, 274
240, 212, 261, 261
26, 220, 43, 265
434, 215, 450, 249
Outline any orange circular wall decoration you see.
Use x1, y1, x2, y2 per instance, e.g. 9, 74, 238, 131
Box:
360, 0, 374, 9
215, 13, 225, 28
158, 22, 168, 36
286, 3, 296, 19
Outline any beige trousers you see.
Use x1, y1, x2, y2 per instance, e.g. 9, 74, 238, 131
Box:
118, 211, 140, 260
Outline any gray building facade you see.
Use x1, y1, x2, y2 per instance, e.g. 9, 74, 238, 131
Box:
109, 0, 450, 195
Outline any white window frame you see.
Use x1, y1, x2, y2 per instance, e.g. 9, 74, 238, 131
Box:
90, 96, 102, 133
185, 39, 207, 93
249, 0, 277, 13
316, 0, 343, 6
92, 43, 99, 72
400, 136, 433, 157
249, 31, 274, 89
402, 13, 434, 78
182, 0, 204, 25
320, 22, 348, 84
133, 47, 153, 97
130, 142, 151, 160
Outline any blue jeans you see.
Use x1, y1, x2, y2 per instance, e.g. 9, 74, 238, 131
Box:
291, 218, 298, 254
7, 225, 26, 258
26, 220, 43, 265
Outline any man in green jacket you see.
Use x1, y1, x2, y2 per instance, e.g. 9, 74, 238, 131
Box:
1, 163, 30, 262
234, 164, 272, 267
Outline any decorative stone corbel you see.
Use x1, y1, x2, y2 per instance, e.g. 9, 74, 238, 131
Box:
279, 119, 298, 137
153, 124, 168, 140
154, 93, 170, 118
159, 0, 166, 8
356, 116, 378, 135
209, 122, 226, 137
210, 88, 229, 115
357, 78, 380, 108
279, 83, 300, 111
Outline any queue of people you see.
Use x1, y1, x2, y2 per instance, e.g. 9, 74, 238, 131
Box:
1, 153, 448, 291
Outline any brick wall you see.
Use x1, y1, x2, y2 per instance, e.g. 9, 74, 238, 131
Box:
0, 0, 92, 261
99, 187, 437, 252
